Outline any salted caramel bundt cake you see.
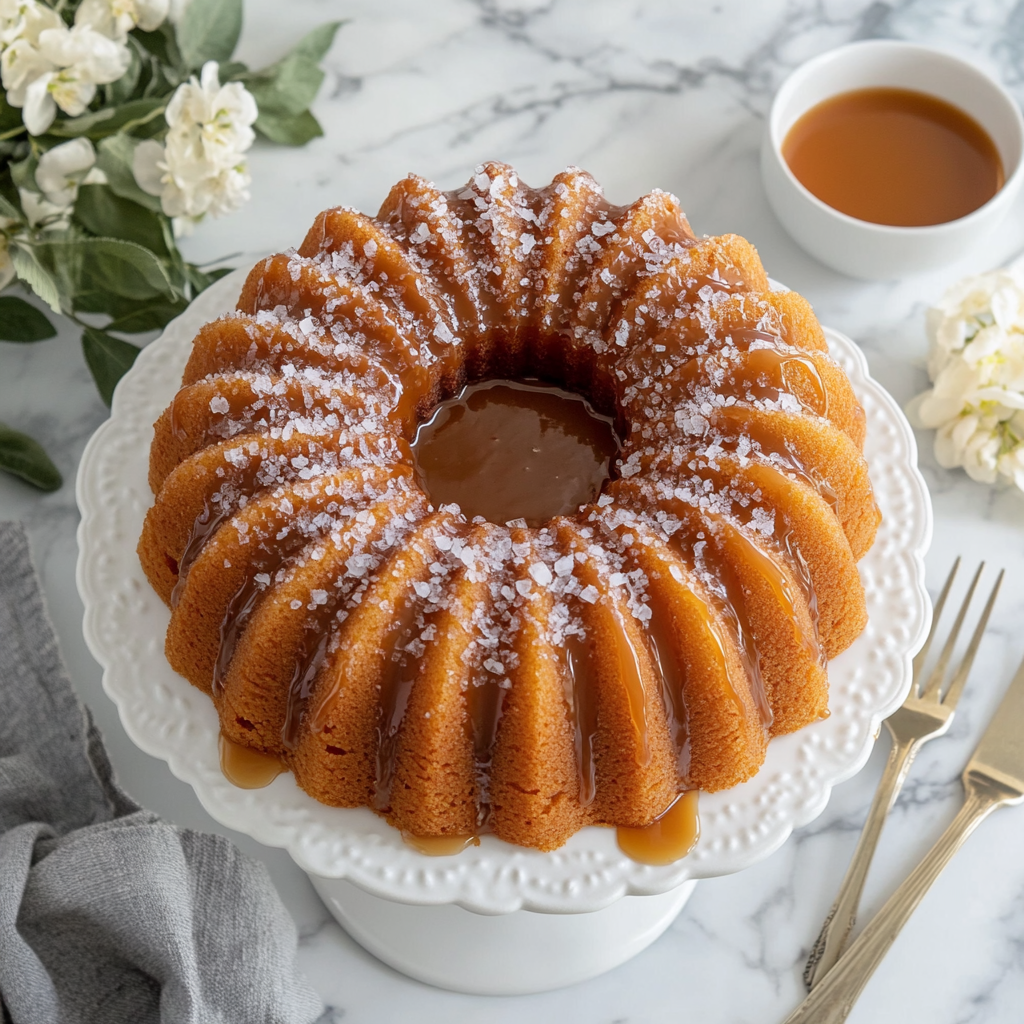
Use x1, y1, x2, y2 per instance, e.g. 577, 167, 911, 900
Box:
139, 163, 880, 853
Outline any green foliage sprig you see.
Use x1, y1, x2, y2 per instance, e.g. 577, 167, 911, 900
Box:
0, 0, 341, 490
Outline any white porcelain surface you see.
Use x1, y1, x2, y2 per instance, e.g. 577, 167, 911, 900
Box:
7, 2, 1024, 1021
308, 877, 696, 995
75, 267, 929, 920
763, 40, 1024, 279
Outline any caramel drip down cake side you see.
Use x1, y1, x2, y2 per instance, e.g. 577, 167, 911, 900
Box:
137, 161, 880, 852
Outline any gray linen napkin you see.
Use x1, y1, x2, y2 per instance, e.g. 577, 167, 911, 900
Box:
0, 522, 324, 1024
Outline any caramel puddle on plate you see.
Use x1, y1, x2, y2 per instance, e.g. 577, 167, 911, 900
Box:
402, 833, 481, 856
616, 790, 700, 866
219, 733, 286, 789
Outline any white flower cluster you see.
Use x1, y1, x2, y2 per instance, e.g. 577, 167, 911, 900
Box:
0, 0, 167, 135
133, 61, 257, 234
909, 259, 1024, 490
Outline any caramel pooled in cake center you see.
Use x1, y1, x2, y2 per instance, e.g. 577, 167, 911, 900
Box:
412, 380, 619, 527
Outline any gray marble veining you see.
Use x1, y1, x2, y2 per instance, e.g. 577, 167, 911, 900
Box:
3, 1, 1024, 1020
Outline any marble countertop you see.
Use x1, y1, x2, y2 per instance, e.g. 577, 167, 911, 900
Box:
4, 1, 1024, 1021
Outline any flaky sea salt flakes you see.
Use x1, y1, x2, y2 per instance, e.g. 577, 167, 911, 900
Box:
290, 599, 303, 610
579, 585, 599, 604
209, 395, 230, 414
515, 579, 532, 596
528, 562, 553, 586
554, 554, 575, 576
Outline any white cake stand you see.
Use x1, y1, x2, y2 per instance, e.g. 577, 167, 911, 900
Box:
76, 269, 932, 994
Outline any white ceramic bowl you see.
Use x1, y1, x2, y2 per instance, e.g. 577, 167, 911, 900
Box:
762, 40, 1024, 279
76, 270, 932, 994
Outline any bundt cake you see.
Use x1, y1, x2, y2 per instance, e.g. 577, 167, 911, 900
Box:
138, 163, 880, 855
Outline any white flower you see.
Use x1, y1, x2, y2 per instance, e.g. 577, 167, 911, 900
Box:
19, 137, 104, 227
75, 0, 169, 42
18, 185, 67, 227
0, 4, 131, 135
133, 61, 257, 232
909, 257, 1024, 493
36, 136, 102, 202
0, 1, 61, 97
0, 0, 61, 49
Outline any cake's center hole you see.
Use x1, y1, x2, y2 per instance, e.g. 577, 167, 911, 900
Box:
412, 380, 619, 527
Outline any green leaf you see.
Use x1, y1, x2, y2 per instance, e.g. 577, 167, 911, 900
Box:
96, 134, 163, 212
0, 296, 56, 341
0, 191, 20, 221
133, 23, 183, 68
106, 300, 189, 333
0, 91, 22, 137
245, 59, 323, 118
9, 154, 37, 192
73, 289, 148, 319
255, 108, 324, 146
0, 422, 61, 491
177, 0, 243, 69
106, 43, 142, 105
9, 244, 62, 313
239, 23, 342, 122
81, 327, 140, 406
289, 21, 344, 64
184, 262, 234, 295
47, 98, 166, 140
39, 237, 178, 306
73, 184, 169, 255
218, 60, 248, 80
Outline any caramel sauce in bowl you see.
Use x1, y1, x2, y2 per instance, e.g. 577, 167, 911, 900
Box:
762, 40, 1024, 279
783, 87, 1004, 227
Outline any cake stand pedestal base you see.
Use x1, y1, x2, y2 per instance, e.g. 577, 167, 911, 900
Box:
308, 875, 697, 995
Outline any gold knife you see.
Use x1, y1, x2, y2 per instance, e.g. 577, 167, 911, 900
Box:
782, 652, 1024, 1024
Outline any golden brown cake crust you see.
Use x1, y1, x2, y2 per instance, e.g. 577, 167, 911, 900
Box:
141, 162, 879, 852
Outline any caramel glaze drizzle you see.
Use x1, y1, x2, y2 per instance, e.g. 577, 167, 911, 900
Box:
558, 627, 601, 807
607, 598, 653, 767
616, 789, 700, 866
655, 452, 822, 655
627, 347, 829, 429
664, 518, 774, 728
464, 558, 515, 830
371, 588, 432, 810
402, 833, 481, 856
278, 515, 415, 751
643, 604, 695, 779
207, 473, 412, 696
219, 732, 285, 789
466, 652, 509, 829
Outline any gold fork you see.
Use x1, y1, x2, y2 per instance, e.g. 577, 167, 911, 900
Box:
803, 559, 1004, 990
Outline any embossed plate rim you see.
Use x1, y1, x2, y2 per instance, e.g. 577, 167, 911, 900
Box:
76, 269, 932, 915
